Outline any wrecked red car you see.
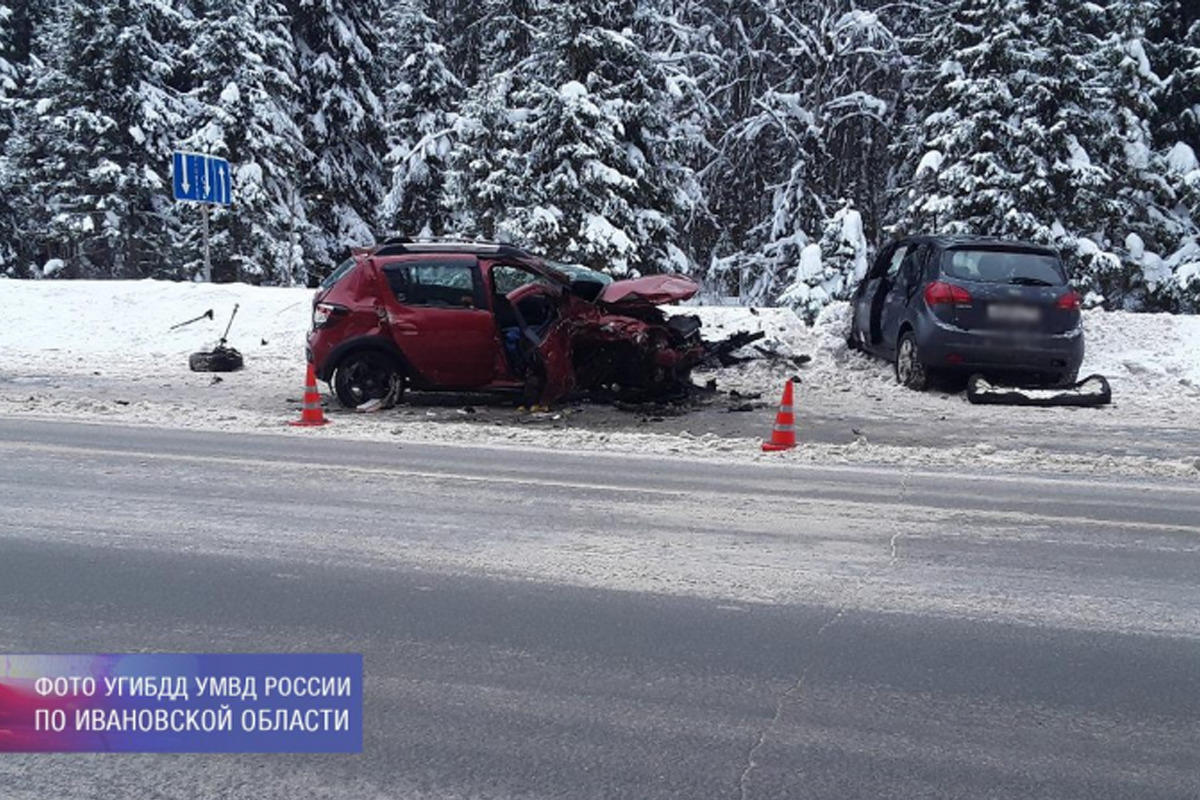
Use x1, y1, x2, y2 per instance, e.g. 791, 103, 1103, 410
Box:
306, 240, 708, 408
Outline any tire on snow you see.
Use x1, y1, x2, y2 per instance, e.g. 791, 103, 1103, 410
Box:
189, 346, 244, 372
894, 331, 928, 391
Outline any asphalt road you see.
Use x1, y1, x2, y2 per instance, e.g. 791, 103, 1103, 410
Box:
0, 418, 1198, 799
393, 387, 1200, 463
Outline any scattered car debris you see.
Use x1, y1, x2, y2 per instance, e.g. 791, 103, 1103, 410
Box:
170, 309, 214, 330
613, 399, 694, 416
356, 397, 386, 413
189, 305, 244, 373
967, 373, 1112, 407
189, 346, 243, 372
751, 345, 811, 369
701, 330, 767, 367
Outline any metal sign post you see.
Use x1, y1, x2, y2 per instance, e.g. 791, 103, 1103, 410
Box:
172, 151, 233, 282
202, 204, 211, 282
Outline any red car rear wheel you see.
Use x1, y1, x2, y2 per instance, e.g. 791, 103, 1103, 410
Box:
333, 351, 404, 409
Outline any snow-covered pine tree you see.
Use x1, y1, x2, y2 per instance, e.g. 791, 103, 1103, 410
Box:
0, 0, 21, 273
377, 0, 462, 239
1149, 0, 1200, 309
440, 0, 542, 238
807, 7, 901, 252
779, 200, 869, 321
179, 0, 310, 284
8, 0, 188, 278
700, 0, 820, 302
1149, 0, 1200, 149
897, 0, 1031, 236
0, 3, 16, 145
1089, 0, 1183, 309
288, 0, 387, 266
1, 0, 62, 278
501, 0, 693, 275
893, 0, 1126, 301
704, 1, 900, 308
635, 0, 720, 267
440, 0, 537, 88
772, 6, 900, 312
446, 71, 529, 241
0, 0, 1196, 306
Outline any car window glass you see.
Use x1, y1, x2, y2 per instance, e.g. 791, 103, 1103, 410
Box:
493, 265, 554, 295
892, 249, 918, 288
320, 257, 356, 290
385, 261, 481, 308
942, 249, 1066, 285
903, 246, 926, 286
550, 262, 613, 287
886, 246, 908, 279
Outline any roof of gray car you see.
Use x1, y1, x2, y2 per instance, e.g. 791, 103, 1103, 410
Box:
902, 234, 1057, 252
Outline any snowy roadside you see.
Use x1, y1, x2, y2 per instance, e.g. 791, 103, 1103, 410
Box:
1, 279, 1198, 479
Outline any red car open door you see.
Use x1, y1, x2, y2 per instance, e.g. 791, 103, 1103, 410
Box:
377, 255, 501, 388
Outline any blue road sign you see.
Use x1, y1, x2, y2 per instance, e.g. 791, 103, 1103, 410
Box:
172, 151, 233, 206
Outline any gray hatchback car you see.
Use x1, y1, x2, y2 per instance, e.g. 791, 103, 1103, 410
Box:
849, 236, 1085, 390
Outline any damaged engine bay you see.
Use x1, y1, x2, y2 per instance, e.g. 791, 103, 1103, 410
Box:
562, 277, 770, 405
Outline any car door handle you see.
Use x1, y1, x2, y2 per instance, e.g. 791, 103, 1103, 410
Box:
392, 323, 419, 335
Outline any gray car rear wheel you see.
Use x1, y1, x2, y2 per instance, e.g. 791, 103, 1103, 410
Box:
894, 331, 928, 391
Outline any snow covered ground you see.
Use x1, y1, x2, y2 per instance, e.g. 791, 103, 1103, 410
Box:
0, 279, 1198, 479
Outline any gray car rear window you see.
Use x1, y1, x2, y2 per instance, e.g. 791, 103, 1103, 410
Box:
942, 249, 1066, 286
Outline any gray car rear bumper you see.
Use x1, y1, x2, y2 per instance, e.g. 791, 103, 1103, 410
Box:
914, 315, 1085, 376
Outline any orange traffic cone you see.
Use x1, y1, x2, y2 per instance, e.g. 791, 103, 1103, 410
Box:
761, 379, 796, 452
289, 363, 330, 427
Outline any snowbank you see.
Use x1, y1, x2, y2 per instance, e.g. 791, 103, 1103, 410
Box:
0, 278, 313, 431
0, 279, 313, 365
1, 280, 1198, 477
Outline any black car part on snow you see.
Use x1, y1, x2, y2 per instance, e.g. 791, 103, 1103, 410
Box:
189, 346, 244, 372
170, 309, 214, 330
189, 304, 245, 373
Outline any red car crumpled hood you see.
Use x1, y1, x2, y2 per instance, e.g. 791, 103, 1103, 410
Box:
599, 275, 699, 306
